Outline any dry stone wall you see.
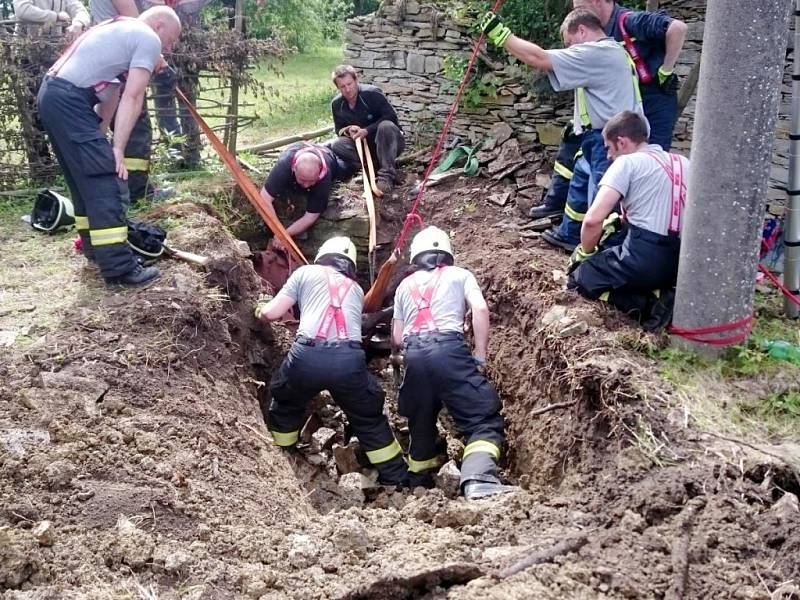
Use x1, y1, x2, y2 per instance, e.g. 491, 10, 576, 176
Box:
344, 0, 792, 207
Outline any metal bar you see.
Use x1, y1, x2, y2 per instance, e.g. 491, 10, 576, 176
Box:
785, 0, 800, 317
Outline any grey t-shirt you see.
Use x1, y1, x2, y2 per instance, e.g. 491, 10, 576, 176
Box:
55, 19, 161, 88
393, 266, 481, 340
547, 38, 644, 135
599, 144, 690, 235
278, 264, 363, 342
90, 0, 143, 23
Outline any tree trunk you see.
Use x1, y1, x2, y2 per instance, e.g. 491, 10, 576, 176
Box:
671, 0, 792, 354
645, 0, 659, 11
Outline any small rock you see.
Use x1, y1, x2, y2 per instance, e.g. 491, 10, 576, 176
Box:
434, 461, 461, 498
433, 503, 481, 528
234, 240, 252, 257
45, 459, 76, 490
619, 509, 646, 533
552, 269, 568, 286
287, 533, 319, 569
32, 521, 54, 546
134, 431, 159, 454
488, 191, 511, 206
332, 519, 369, 556
300, 413, 322, 444
771, 492, 799, 521
246, 579, 269, 599
5, 503, 40, 524
306, 453, 328, 467
542, 305, 568, 326
164, 551, 190, 573
332, 443, 362, 475
75, 490, 95, 502
559, 320, 589, 337
535, 173, 551, 188
310, 427, 337, 453
337, 473, 374, 505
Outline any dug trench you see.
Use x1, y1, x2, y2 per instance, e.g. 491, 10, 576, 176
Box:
1, 176, 799, 599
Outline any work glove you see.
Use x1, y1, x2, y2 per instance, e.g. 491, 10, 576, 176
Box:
657, 66, 679, 95
254, 293, 274, 320
567, 244, 597, 274
599, 212, 624, 244
480, 11, 512, 48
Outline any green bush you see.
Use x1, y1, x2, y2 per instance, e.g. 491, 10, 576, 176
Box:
244, 0, 360, 50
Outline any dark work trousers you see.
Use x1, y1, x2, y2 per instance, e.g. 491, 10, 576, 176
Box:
540, 127, 583, 213
37, 76, 137, 279
556, 155, 591, 247
123, 107, 153, 202
328, 121, 405, 184
151, 67, 201, 167
642, 85, 678, 151
569, 223, 681, 321
399, 332, 505, 490
269, 340, 407, 484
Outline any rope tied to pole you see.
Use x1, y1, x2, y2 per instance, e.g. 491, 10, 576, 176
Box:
393, 0, 505, 253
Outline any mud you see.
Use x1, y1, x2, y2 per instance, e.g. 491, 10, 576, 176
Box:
1, 181, 799, 599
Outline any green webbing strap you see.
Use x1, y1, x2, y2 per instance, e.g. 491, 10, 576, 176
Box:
432, 145, 479, 176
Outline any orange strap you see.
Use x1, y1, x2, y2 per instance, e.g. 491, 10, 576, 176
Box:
175, 87, 308, 265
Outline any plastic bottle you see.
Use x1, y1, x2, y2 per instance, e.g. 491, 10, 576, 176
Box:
762, 340, 800, 364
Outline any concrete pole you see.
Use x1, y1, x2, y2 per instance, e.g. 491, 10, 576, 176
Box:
671, 0, 792, 355
785, 0, 800, 318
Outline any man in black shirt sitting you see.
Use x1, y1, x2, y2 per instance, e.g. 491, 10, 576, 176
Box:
259, 142, 352, 249
328, 64, 405, 194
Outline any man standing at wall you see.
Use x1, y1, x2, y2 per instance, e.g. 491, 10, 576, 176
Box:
532, 0, 688, 250
481, 9, 644, 250
328, 65, 405, 195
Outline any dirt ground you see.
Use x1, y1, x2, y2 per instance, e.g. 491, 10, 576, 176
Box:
1, 170, 800, 600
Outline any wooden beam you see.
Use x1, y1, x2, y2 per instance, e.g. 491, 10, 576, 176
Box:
238, 126, 335, 154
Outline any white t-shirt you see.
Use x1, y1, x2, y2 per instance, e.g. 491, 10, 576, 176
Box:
599, 144, 690, 235
278, 265, 363, 342
393, 266, 481, 340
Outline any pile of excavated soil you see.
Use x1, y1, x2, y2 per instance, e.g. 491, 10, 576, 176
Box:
1, 181, 799, 599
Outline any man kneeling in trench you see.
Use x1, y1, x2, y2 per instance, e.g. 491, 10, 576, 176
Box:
254, 236, 408, 486
392, 226, 517, 500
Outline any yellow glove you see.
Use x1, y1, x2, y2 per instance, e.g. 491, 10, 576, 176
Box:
254, 294, 274, 319
567, 244, 597, 274
479, 11, 512, 48
600, 212, 623, 244
658, 66, 679, 93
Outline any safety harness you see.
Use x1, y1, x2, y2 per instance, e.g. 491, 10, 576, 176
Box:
315, 267, 355, 340
617, 11, 653, 84
407, 266, 447, 335
645, 150, 686, 234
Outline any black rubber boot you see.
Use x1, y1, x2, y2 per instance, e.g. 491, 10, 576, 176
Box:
529, 204, 564, 220
105, 265, 161, 287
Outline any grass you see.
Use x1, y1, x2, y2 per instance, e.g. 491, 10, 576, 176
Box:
205, 44, 344, 149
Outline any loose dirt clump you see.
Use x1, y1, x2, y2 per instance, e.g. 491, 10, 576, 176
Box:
1, 176, 799, 599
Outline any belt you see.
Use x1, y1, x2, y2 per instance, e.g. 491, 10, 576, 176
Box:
404, 331, 464, 347
295, 334, 361, 349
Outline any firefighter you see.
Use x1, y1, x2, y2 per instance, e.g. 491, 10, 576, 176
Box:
568, 110, 689, 330
392, 226, 515, 500
480, 9, 645, 253
536, 0, 688, 250
254, 236, 407, 486
37, 7, 181, 285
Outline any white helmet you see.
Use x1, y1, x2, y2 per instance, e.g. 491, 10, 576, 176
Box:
315, 235, 357, 266
409, 226, 453, 263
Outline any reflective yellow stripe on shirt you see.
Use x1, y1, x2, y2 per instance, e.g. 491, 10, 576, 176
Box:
123, 157, 150, 171
89, 225, 128, 246
408, 455, 441, 473
270, 429, 299, 447
577, 48, 642, 130
75, 215, 89, 231
553, 160, 574, 180
365, 439, 402, 465
463, 440, 501, 461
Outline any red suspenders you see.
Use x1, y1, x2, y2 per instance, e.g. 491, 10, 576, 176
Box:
315, 268, 355, 340
645, 150, 686, 234
407, 267, 446, 335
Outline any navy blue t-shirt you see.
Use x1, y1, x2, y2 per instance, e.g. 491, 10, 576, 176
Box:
264, 143, 339, 214
606, 3, 672, 96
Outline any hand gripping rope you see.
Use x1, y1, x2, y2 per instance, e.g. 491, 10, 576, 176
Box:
393, 0, 506, 253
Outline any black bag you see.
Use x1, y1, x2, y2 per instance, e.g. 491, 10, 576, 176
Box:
127, 219, 166, 259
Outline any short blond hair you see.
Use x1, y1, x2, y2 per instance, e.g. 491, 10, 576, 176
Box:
331, 64, 358, 84
559, 8, 603, 40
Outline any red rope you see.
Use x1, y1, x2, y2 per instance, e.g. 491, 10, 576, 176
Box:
393, 0, 505, 252
668, 264, 800, 345
758, 263, 800, 307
